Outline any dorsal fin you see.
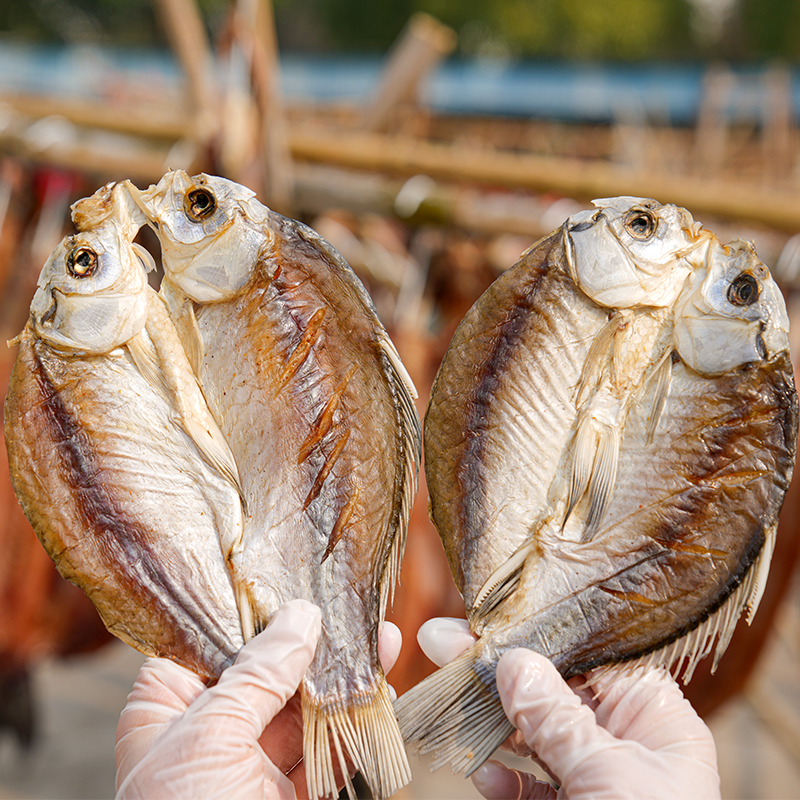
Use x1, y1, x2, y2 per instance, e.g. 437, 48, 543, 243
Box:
378, 330, 422, 620
580, 524, 778, 689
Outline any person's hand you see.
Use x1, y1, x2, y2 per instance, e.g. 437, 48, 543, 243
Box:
417, 618, 721, 800
116, 600, 402, 799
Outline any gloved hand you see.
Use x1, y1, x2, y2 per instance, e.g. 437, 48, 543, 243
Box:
116, 600, 402, 799
417, 618, 721, 800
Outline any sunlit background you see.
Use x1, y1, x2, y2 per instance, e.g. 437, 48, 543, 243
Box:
1, 1, 800, 798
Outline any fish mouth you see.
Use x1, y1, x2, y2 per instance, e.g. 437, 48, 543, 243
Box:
124, 181, 159, 227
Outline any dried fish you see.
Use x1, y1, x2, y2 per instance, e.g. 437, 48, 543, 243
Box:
133, 171, 420, 800
395, 198, 797, 775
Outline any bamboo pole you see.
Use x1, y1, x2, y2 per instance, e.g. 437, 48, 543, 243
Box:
288, 124, 800, 233
153, 0, 217, 142
360, 13, 457, 133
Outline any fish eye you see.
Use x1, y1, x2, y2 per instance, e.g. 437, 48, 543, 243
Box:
184, 187, 217, 222
67, 247, 98, 278
623, 210, 657, 240
727, 273, 760, 306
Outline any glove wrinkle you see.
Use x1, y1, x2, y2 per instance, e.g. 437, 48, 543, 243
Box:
115, 600, 321, 800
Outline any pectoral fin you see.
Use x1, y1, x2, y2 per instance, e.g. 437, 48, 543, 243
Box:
471, 540, 535, 620
582, 424, 620, 542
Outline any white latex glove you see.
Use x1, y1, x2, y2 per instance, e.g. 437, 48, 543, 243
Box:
417, 618, 721, 800
116, 600, 402, 799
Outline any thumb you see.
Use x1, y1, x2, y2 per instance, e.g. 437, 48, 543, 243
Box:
188, 599, 321, 738
496, 649, 622, 780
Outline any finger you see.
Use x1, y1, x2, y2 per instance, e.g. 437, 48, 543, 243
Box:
378, 621, 402, 674
115, 658, 207, 788
472, 759, 557, 800
417, 617, 476, 667
591, 664, 716, 760
189, 599, 321, 739
496, 649, 619, 781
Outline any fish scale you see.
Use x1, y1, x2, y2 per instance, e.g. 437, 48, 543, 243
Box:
396, 197, 797, 777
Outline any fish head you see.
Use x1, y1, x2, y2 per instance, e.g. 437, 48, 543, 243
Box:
564, 196, 711, 308
673, 239, 790, 376
30, 183, 152, 353
132, 170, 272, 302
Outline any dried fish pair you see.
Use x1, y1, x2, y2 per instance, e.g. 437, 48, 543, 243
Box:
396, 197, 797, 775
5, 174, 420, 800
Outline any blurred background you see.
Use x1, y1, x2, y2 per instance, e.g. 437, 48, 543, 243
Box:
1, 0, 800, 797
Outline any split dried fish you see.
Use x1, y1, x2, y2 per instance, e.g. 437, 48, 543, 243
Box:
4, 182, 246, 678
132, 171, 421, 800
395, 197, 798, 775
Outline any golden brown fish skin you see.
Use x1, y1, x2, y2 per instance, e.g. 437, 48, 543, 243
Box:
5, 331, 245, 678
478, 350, 797, 677
194, 214, 410, 693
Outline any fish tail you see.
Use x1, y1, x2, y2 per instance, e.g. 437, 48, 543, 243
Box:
302, 678, 411, 800
394, 644, 513, 776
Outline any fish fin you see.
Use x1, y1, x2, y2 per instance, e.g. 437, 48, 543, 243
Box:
394, 644, 514, 776
564, 416, 597, 527
576, 316, 618, 407
378, 333, 422, 619
181, 412, 245, 504
581, 424, 620, 542
744, 522, 777, 624
127, 332, 172, 402
143, 291, 245, 504
160, 282, 205, 376
471, 541, 536, 620
645, 352, 672, 445
302, 678, 411, 800
580, 535, 775, 689
175, 302, 205, 377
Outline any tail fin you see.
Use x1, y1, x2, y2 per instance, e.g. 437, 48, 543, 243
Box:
394, 645, 513, 776
302, 678, 411, 800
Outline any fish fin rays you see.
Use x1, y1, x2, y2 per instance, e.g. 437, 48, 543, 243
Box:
181, 412, 245, 505
141, 290, 245, 504
576, 316, 618, 407
160, 281, 205, 376
128, 328, 242, 502
564, 416, 596, 526
582, 425, 620, 542
564, 418, 619, 542
745, 522, 777, 624
472, 540, 535, 620
302, 679, 410, 800
580, 533, 776, 688
127, 332, 171, 402
394, 645, 514, 777
645, 352, 673, 444
378, 334, 422, 620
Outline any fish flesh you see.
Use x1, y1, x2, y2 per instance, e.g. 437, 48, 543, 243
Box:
395, 198, 798, 774
4, 182, 246, 679
132, 171, 421, 800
